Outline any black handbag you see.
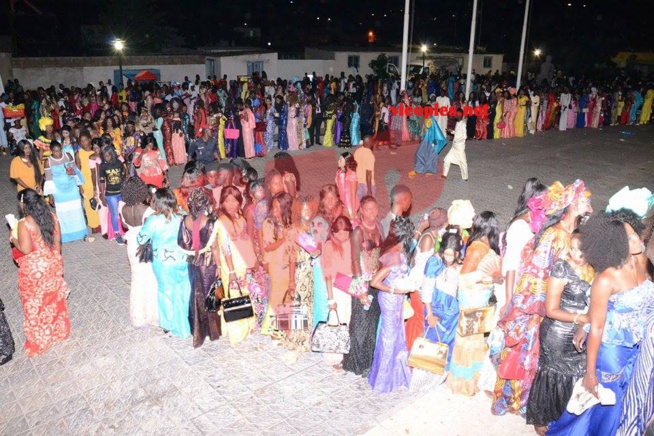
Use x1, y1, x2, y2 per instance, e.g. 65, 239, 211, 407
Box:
204, 278, 225, 313
89, 197, 101, 211
222, 281, 254, 323
0, 298, 15, 366
136, 241, 154, 263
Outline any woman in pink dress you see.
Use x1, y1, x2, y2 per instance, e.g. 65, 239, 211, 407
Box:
502, 91, 518, 138
171, 114, 187, 165
567, 96, 577, 129
334, 152, 358, 219
286, 94, 300, 151
240, 100, 256, 159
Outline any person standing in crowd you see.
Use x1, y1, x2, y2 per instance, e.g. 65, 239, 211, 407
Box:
76, 130, 100, 234
334, 152, 358, 218
119, 177, 158, 328
43, 141, 89, 243
264, 96, 276, 152
353, 135, 376, 201
10, 189, 71, 357
240, 99, 256, 159
177, 188, 222, 348
369, 217, 415, 393
10, 139, 43, 194
188, 127, 219, 168
443, 111, 468, 181
99, 146, 126, 245
137, 189, 191, 338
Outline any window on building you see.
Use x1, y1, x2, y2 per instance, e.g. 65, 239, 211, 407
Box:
247, 61, 264, 76
347, 55, 360, 69
483, 56, 493, 69
206, 59, 215, 77
388, 55, 399, 66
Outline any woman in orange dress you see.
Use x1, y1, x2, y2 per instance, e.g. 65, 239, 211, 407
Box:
10, 189, 71, 357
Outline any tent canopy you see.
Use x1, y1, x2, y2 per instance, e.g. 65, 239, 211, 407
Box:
134, 70, 158, 82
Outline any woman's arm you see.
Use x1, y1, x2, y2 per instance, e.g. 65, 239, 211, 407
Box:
545, 276, 588, 324
211, 237, 221, 278
262, 222, 286, 252
351, 228, 363, 279
10, 219, 33, 255
582, 274, 612, 396
347, 176, 357, 217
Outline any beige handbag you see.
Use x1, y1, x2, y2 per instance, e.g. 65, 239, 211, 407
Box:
408, 326, 449, 375
457, 305, 496, 337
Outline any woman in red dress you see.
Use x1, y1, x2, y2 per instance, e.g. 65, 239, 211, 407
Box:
10, 189, 71, 357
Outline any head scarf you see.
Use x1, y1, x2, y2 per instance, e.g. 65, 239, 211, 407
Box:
606, 186, 654, 219
527, 180, 592, 232
38, 117, 54, 131
448, 200, 475, 229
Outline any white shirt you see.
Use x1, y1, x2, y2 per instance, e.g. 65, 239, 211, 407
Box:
452, 120, 467, 149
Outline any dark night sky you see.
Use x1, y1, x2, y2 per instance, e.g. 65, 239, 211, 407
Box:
2, 0, 652, 72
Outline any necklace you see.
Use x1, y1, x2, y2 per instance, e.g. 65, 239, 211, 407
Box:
361, 220, 378, 232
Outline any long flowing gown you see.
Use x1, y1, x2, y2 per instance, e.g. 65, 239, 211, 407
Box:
492, 226, 570, 417
171, 125, 187, 166
287, 104, 299, 151
343, 223, 382, 376
137, 214, 191, 338
311, 216, 330, 328
493, 100, 503, 139
350, 103, 362, 146
45, 155, 88, 242
630, 91, 643, 124
264, 106, 276, 151
17, 217, 71, 357
242, 108, 256, 158
526, 260, 591, 427
322, 110, 335, 147
119, 204, 158, 327
368, 252, 412, 393
414, 116, 447, 175
639, 89, 654, 125
576, 95, 588, 128
277, 105, 289, 151
334, 109, 343, 145
548, 280, 654, 435
502, 98, 517, 138
77, 148, 100, 229
178, 218, 222, 348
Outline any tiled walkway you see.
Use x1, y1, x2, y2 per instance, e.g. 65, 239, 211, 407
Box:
1, 125, 653, 435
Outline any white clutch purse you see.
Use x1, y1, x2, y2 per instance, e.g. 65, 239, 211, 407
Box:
566, 378, 616, 416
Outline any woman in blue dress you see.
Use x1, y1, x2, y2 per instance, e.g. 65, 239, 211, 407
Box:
350, 101, 362, 146
576, 93, 589, 128
152, 105, 166, 162
369, 217, 416, 393
410, 116, 447, 177
43, 142, 89, 243
275, 95, 289, 151
548, 213, 654, 435
137, 188, 191, 338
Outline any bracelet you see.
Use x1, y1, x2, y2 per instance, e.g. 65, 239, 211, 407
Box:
228, 270, 236, 275
327, 299, 335, 305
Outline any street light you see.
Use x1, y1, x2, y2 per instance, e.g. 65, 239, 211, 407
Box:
534, 48, 542, 57
113, 39, 125, 87
421, 44, 428, 73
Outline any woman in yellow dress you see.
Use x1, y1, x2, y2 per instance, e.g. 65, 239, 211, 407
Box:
514, 89, 530, 137
493, 90, 504, 139
639, 88, 654, 125
75, 131, 100, 232
217, 109, 227, 159
323, 100, 336, 147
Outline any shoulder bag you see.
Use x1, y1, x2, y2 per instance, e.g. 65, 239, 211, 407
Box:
408, 326, 449, 375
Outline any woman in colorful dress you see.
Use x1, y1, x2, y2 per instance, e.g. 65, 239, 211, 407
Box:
264, 96, 276, 152
262, 192, 297, 329
119, 177, 158, 328
170, 114, 187, 166
343, 196, 383, 376
322, 100, 336, 147
548, 213, 654, 435
449, 212, 501, 396
133, 134, 169, 188
43, 142, 88, 243
350, 101, 361, 146
492, 180, 593, 418
276, 96, 289, 151
493, 90, 504, 140
161, 113, 175, 166
137, 188, 191, 338
368, 217, 416, 393
502, 92, 517, 138
214, 186, 259, 345
11, 189, 70, 357
253, 99, 267, 156
475, 93, 489, 140
177, 188, 222, 348
240, 99, 256, 159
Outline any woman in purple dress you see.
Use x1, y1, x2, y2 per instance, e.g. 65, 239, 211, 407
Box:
368, 217, 416, 393
334, 102, 344, 145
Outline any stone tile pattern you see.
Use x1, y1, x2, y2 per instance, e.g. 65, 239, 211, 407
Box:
0, 125, 652, 435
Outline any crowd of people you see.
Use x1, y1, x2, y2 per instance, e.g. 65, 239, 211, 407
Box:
1, 70, 654, 436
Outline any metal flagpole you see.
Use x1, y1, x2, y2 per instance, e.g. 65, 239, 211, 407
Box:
516, 0, 531, 90
464, 0, 479, 98
400, 0, 411, 91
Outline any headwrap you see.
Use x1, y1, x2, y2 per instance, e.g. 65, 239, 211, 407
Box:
508, 87, 517, 96
606, 186, 654, 219
527, 180, 592, 232
38, 117, 54, 131
428, 207, 448, 230
448, 200, 475, 229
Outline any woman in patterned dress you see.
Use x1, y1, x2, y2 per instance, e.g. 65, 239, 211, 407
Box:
11, 189, 71, 357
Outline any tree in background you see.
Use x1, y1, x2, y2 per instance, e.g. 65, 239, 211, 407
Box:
369, 53, 390, 79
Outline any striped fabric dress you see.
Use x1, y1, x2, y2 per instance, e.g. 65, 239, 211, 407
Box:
44, 155, 88, 243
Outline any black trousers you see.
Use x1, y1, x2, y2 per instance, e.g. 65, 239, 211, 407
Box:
309, 113, 323, 145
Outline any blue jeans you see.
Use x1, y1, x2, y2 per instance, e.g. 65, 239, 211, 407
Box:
106, 194, 122, 237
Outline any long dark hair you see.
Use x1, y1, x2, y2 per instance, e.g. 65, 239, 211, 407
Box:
467, 211, 500, 254
18, 189, 55, 248
152, 188, 178, 221
502, 177, 547, 249
327, 215, 354, 257
15, 140, 43, 186
219, 185, 243, 223
270, 192, 293, 228
379, 216, 415, 256
439, 228, 463, 265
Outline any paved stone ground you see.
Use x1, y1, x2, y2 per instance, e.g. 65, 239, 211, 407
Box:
1, 125, 653, 436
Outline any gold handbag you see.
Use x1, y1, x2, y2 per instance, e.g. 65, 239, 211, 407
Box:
457, 305, 495, 337
408, 326, 449, 375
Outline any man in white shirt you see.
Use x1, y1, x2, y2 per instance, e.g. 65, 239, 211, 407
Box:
442, 111, 468, 181
436, 89, 451, 135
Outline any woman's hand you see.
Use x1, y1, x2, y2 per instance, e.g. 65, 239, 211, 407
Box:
328, 301, 338, 310
582, 372, 599, 398
572, 325, 588, 353
288, 282, 296, 297
310, 248, 321, 258
426, 313, 440, 328
228, 272, 237, 283
358, 293, 369, 305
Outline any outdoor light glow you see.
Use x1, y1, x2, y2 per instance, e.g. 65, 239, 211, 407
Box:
567, 3, 572, 6
534, 49, 542, 56
267, 42, 271, 46
113, 39, 124, 51
421, 44, 428, 53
